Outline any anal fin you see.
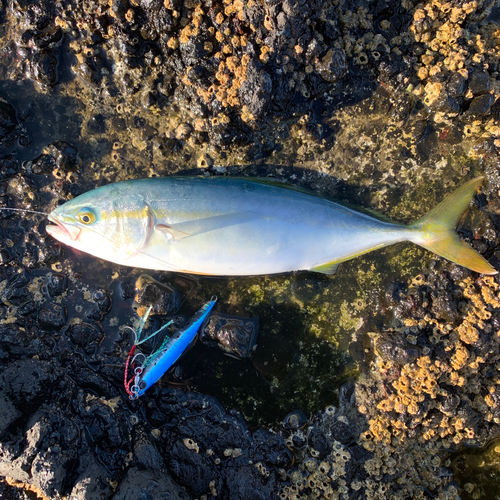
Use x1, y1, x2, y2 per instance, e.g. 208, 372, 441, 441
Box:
310, 261, 340, 275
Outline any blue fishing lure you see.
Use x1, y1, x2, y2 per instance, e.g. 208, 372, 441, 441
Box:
125, 297, 217, 398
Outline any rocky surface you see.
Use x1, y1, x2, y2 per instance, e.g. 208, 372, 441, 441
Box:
0, 0, 500, 499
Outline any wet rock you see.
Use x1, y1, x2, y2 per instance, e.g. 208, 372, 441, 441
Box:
315, 49, 347, 83
468, 70, 491, 96
46, 273, 67, 297
252, 429, 292, 469
239, 62, 272, 117
29, 49, 59, 86
0, 97, 18, 143
466, 94, 495, 115
200, 312, 258, 358
133, 275, 181, 316
112, 467, 190, 500
45, 141, 81, 173
447, 72, 467, 98
282, 410, 308, 431
166, 439, 216, 496
0, 408, 80, 499
37, 302, 66, 330
223, 465, 278, 500
133, 436, 164, 470
374, 329, 422, 364
430, 290, 459, 323
1, 359, 56, 406
3, 279, 35, 316
152, 390, 292, 498
307, 426, 330, 459
67, 322, 102, 347
93, 288, 111, 313
329, 414, 357, 445
119, 278, 136, 300
87, 114, 107, 134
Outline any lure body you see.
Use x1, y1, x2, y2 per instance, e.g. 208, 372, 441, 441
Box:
46, 176, 496, 276
132, 298, 216, 397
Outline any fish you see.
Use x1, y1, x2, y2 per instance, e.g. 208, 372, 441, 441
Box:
46, 176, 497, 276
125, 297, 217, 398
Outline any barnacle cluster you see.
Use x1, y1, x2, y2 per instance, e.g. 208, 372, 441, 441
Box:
360, 275, 500, 448
405, 0, 500, 137
280, 437, 352, 499
176, 0, 252, 113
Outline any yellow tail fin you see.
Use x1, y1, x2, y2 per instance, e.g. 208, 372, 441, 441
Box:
410, 177, 497, 275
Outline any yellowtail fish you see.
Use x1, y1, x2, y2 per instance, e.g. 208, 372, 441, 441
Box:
46, 176, 497, 276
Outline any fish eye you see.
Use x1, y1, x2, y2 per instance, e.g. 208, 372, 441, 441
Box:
77, 209, 96, 225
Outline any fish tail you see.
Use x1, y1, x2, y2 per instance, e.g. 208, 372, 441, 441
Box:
409, 176, 497, 275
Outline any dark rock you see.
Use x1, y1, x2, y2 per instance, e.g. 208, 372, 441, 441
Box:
180, 36, 213, 67
167, 439, 216, 496
330, 416, 357, 445
30, 49, 59, 86
251, 429, 292, 468
0, 97, 18, 142
46, 273, 67, 297
223, 465, 277, 500
93, 288, 111, 313
3, 281, 31, 306
112, 467, 190, 500
69, 451, 113, 500
87, 114, 107, 134
315, 48, 347, 83
439, 394, 460, 417
133, 275, 181, 316
0, 389, 21, 438
239, 61, 272, 117
430, 291, 459, 323
467, 93, 495, 115
282, 410, 308, 431
67, 322, 102, 347
307, 426, 331, 459
0, 408, 80, 499
375, 330, 422, 364
45, 141, 81, 172
119, 278, 136, 300
468, 70, 491, 96
447, 72, 467, 98
1, 359, 56, 405
200, 312, 258, 358
30, 152, 58, 175
133, 437, 164, 470
38, 302, 66, 330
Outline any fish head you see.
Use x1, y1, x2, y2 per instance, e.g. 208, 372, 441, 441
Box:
46, 182, 152, 265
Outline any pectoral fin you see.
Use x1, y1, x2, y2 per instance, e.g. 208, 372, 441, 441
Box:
155, 224, 190, 240
155, 212, 260, 241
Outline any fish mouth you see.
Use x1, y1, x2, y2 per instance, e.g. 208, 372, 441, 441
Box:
46, 213, 81, 241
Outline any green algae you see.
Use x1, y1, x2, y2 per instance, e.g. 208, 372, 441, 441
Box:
451, 436, 500, 500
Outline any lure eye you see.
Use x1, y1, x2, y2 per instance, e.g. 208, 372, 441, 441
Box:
77, 210, 96, 225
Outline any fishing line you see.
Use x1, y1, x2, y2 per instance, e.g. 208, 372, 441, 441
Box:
0, 207, 48, 216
